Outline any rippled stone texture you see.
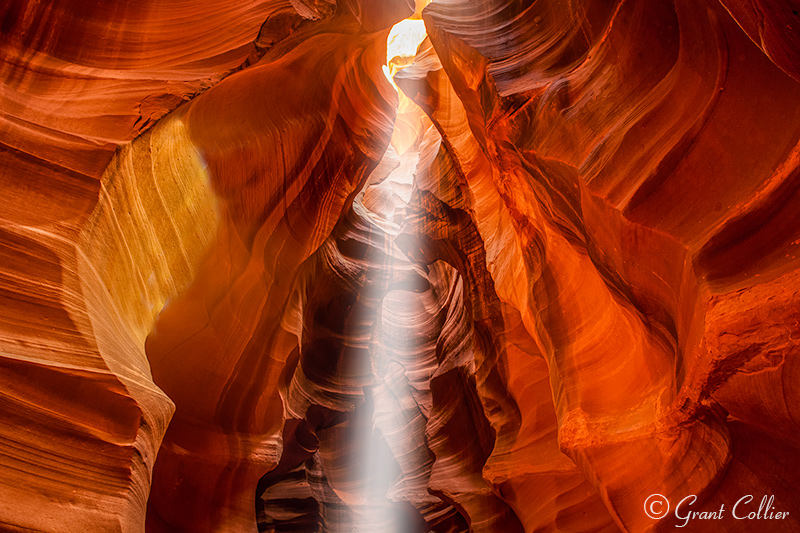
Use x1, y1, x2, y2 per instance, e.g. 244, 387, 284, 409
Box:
416, 0, 800, 530
1, 0, 799, 531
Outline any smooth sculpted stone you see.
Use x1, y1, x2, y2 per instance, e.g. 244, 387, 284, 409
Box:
143, 20, 399, 533
420, 0, 800, 530
0, 0, 799, 531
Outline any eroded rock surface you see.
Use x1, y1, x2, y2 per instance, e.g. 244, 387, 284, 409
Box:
1, 0, 799, 531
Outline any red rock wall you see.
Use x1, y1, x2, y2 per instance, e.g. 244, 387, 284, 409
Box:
1, 0, 799, 531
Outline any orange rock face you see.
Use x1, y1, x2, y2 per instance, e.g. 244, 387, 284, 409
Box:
1, 0, 799, 532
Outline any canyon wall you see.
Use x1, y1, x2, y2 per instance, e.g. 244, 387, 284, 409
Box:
1, 0, 798, 531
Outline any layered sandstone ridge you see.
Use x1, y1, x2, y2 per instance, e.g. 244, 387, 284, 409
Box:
1, 0, 799, 532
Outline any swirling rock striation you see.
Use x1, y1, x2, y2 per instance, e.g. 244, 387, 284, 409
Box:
0, 0, 799, 532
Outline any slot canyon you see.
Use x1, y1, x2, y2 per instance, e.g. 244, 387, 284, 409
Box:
1, 0, 800, 531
